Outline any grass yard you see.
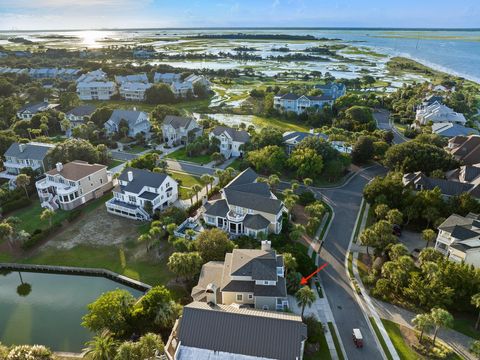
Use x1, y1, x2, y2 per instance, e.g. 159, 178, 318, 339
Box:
166, 148, 212, 164
252, 115, 311, 132
370, 318, 394, 360
10, 201, 71, 234
107, 159, 124, 169
228, 158, 243, 170
124, 144, 149, 154
327, 322, 345, 360
304, 330, 332, 360
168, 171, 203, 200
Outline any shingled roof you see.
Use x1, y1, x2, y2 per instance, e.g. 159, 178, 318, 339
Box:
211, 126, 250, 143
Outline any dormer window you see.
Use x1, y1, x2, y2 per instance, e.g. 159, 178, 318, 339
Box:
277, 267, 284, 277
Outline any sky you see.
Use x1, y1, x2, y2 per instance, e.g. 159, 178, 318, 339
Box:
0, 0, 479, 30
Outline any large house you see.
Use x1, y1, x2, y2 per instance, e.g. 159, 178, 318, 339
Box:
118, 82, 152, 101
314, 82, 346, 100
203, 168, 286, 237
16, 101, 58, 120
415, 103, 466, 126
446, 135, 480, 165
283, 130, 328, 155
36, 161, 112, 211
2, 142, 54, 177
192, 240, 288, 311
65, 105, 96, 134
171, 81, 194, 98
184, 74, 211, 90
435, 213, 480, 268
274, 93, 334, 114
28, 68, 80, 80
104, 109, 151, 137
432, 122, 478, 138
76, 69, 116, 100
209, 126, 250, 159
161, 115, 202, 147
154, 72, 181, 84
165, 301, 307, 360
106, 167, 178, 221
402, 171, 480, 198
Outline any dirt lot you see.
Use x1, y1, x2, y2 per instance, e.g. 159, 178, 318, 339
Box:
44, 206, 143, 250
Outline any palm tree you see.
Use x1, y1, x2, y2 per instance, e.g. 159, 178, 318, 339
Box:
295, 286, 316, 320
291, 180, 299, 192
430, 307, 453, 346
412, 313, 434, 343
282, 252, 297, 276
192, 184, 202, 204
303, 178, 313, 189
40, 208, 55, 228
188, 191, 195, 206
83, 330, 118, 360
15, 174, 31, 198
472, 293, 480, 330
289, 224, 305, 242
422, 229, 436, 249
0, 222, 14, 249
137, 233, 152, 252
268, 174, 280, 193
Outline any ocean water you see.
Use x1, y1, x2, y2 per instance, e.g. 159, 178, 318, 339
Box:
1, 28, 479, 82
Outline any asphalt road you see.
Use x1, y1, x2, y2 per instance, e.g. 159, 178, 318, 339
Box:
373, 109, 407, 144
316, 165, 387, 360
110, 150, 138, 161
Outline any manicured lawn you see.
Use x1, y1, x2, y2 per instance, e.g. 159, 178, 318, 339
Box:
166, 148, 212, 164
452, 318, 480, 340
168, 171, 203, 200
108, 159, 124, 169
252, 115, 310, 132
19, 245, 174, 288
304, 330, 332, 360
370, 318, 394, 360
327, 322, 345, 360
228, 158, 243, 170
10, 201, 71, 234
353, 200, 367, 243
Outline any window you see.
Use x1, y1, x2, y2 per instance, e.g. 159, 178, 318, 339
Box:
128, 195, 136, 203
248, 294, 253, 300
263, 305, 269, 310
263, 281, 269, 285
236, 294, 243, 302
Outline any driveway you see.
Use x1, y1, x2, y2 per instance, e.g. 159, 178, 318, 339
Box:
166, 159, 216, 176
373, 109, 407, 144
316, 165, 387, 360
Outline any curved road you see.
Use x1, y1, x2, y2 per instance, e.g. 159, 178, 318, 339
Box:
373, 109, 408, 144
317, 165, 387, 360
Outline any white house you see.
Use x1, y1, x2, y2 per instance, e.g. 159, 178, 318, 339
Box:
16, 101, 58, 120
104, 109, 151, 137
435, 213, 480, 268
66, 105, 96, 126
274, 93, 334, 114
416, 103, 466, 126
76, 69, 116, 100
161, 115, 203, 147
154, 72, 181, 84
106, 167, 178, 220
184, 74, 211, 90
119, 82, 152, 101
209, 126, 250, 159
203, 168, 286, 238
171, 81, 194, 98
2, 142, 54, 178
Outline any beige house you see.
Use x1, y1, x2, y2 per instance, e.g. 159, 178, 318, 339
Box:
203, 168, 286, 237
36, 160, 112, 211
191, 241, 288, 312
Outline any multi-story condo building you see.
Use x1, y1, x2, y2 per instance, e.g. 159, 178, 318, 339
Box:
77, 81, 116, 100
192, 240, 289, 311
184, 74, 211, 90
161, 115, 203, 147
171, 81, 194, 98
154, 72, 181, 84
2, 142, 54, 177
104, 109, 151, 137
203, 168, 286, 237
118, 82, 152, 101
114, 73, 149, 85
36, 161, 112, 211
106, 167, 178, 221
209, 126, 250, 159
435, 213, 480, 268
16, 100, 58, 120
165, 301, 307, 360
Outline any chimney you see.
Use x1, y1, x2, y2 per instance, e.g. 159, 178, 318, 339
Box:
261, 240, 271, 251
19, 143, 26, 153
127, 171, 133, 182
56, 162, 63, 172
206, 283, 217, 306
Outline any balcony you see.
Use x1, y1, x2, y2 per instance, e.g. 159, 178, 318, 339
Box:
227, 210, 246, 222
4, 161, 41, 170
36, 178, 78, 196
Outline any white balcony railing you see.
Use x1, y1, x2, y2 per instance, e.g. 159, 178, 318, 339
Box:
227, 210, 245, 222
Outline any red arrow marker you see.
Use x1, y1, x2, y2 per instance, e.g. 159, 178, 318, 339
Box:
300, 262, 328, 286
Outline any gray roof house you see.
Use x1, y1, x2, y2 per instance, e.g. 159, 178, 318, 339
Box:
435, 213, 480, 268
106, 167, 178, 221
209, 126, 250, 159
2, 142, 54, 178
161, 115, 202, 147
104, 109, 151, 137
165, 301, 307, 360
16, 101, 58, 120
203, 168, 286, 237
403, 170, 480, 198
273, 93, 335, 114
191, 240, 288, 312
432, 122, 479, 138
314, 82, 346, 100
66, 105, 96, 125
283, 130, 329, 154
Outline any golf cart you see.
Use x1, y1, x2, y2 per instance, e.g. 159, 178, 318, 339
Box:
353, 328, 363, 348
